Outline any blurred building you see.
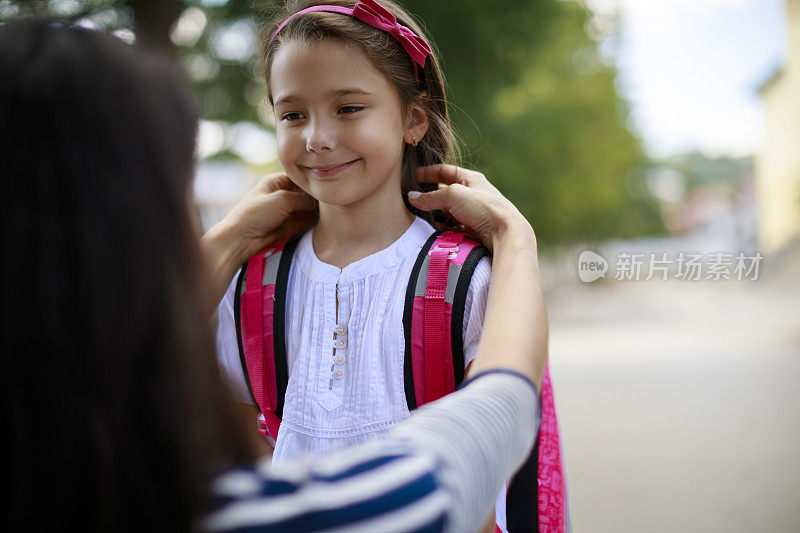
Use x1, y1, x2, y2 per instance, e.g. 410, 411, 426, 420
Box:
756, 0, 800, 253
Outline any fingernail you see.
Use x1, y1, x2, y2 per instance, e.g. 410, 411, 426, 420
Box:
408, 191, 422, 200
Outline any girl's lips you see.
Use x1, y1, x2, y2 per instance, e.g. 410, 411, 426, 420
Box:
307, 159, 359, 178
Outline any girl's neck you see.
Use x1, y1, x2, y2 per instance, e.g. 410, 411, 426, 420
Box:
312, 189, 415, 269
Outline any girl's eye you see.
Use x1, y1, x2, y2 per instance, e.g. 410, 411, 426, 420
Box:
281, 112, 303, 122
339, 105, 364, 115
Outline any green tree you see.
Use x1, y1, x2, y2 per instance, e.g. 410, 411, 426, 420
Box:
663, 151, 753, 193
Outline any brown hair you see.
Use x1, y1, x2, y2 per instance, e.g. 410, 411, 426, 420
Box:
261, 0, 461, 223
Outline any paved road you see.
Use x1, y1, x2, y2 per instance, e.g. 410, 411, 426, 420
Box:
546, 273, 800, 532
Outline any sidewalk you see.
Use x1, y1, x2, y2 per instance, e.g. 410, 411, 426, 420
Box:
547, 271, 800, 532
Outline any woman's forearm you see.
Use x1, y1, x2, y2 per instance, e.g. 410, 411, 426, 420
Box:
201, 219, 250, 314
466, 222, 548, 389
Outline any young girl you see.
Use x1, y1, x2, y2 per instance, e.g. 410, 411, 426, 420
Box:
216, 0, 503, 529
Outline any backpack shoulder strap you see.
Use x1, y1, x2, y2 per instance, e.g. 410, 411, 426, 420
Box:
402, 230, 490, 409
234, 234, 301, 439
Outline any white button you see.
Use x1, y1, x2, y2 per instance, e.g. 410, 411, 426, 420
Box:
334, 338, 347, 349
334, 354, 345, 365
334, 324, 348, 336
333, 369, 344, 380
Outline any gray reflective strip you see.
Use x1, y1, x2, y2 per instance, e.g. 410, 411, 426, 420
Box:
445, 264, 461, 304
414, 256, 429, 297
263, 251, 283, 286
414, 255, 462, 305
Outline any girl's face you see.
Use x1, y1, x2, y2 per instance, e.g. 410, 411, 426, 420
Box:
270, 40, 419, 208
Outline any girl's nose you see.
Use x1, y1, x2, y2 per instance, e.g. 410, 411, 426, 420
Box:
305, 118, 337, 153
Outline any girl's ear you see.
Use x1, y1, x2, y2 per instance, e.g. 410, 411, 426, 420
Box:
404, 91, 430, 144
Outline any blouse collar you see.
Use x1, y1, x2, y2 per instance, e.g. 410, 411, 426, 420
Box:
294, 216, 435, 286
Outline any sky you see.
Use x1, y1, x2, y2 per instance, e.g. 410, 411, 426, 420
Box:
585, 0, 787, 158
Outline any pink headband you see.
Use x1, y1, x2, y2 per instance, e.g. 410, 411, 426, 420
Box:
268, 0, 432, 82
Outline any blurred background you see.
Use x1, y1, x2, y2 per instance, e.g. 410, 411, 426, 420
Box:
3, 0, 798, 531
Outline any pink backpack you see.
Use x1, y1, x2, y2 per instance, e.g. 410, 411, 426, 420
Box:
234, 230, 568, 532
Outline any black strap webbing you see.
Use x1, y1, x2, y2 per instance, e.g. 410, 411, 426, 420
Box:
272, 236, 301, 419
233, 264, 257, 407
506, 437, 540, 532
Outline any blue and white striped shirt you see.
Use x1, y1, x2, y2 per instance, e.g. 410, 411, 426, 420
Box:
202, 371, 540, 533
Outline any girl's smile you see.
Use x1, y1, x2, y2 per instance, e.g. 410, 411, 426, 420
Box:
304, 157, 362, 179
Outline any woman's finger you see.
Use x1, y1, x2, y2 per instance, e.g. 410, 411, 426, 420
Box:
407, 186, 453, 212
271, 189, 317, 214
259, 173, 300, 193
414, 164, 470, 186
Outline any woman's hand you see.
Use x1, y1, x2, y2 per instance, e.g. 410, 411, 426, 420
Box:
201, 173, 317, 310
221, 173, 317, 260
408, 164, 534, 252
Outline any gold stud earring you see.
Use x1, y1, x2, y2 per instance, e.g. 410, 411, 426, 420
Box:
412, 136, 418, 147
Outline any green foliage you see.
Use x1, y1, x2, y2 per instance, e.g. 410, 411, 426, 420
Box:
176, 0, 267, 124
662, 151, 753, 193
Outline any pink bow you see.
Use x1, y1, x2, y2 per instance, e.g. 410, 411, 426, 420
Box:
269, 0, 432, 79
350, 0, 432, 70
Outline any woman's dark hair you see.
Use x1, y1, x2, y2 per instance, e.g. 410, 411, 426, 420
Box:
0, 19, 249, 531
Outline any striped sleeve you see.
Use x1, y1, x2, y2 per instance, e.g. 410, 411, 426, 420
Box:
389, 372, 540, 533
202, 372, 539, 533
203, 445, 447, 533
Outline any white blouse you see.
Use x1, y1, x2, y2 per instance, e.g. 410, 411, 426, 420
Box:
215, 216, 491, 462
